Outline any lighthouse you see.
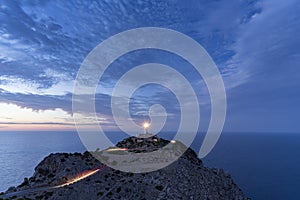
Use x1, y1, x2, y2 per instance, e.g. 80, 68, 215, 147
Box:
138, 122, 153, 138
143, 122, 150, 134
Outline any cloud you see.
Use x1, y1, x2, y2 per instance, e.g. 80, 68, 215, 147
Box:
0, 0, 254, 131
2, 0, 298, 132
0, 122, 72, 125
222, 0, 300, 132
0, 102, 116, 131
0, 89, 72, 112
0, 102, 72, 125
0, 0, 258, 90
227, 0, 300, 85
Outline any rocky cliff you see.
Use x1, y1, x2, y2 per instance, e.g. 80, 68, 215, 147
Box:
1, 136, 249, 200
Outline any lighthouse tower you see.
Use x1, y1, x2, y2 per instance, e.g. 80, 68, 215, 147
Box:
138, 122, 153, 138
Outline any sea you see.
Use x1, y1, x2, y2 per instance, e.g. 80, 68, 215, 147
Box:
0, 131, 299, 200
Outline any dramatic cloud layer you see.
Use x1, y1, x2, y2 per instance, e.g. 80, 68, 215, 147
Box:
0, 0, 299, 132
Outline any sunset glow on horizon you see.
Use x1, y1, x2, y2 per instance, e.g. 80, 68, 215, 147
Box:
0, 102, 75, 131
0, 102, 116, 131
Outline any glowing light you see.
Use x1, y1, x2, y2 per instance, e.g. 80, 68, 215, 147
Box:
55, 165, 106, 188
107, 148, 128, 152
143, 122, 150, 129
170, 140, 176, 144
142, 122, 150, 134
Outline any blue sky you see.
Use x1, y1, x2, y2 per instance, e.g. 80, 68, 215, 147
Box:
0, 0, 299, 132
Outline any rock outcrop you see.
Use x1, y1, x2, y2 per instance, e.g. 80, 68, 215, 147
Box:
1, 136, 249, 200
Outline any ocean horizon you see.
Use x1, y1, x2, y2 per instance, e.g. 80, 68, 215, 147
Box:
0, 131, 300, 199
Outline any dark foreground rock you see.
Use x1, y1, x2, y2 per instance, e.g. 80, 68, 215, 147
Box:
1, 136, 250, 200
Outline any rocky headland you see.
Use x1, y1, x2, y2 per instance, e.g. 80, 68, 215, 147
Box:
0, 136, 249, 200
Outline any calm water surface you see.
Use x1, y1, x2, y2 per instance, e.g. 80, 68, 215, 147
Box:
0, 131, 299, 200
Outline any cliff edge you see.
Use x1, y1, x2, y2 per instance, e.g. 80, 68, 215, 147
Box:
1, 136, 249, 200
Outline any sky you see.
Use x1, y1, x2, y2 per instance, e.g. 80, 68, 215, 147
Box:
0, 0, 299, 133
